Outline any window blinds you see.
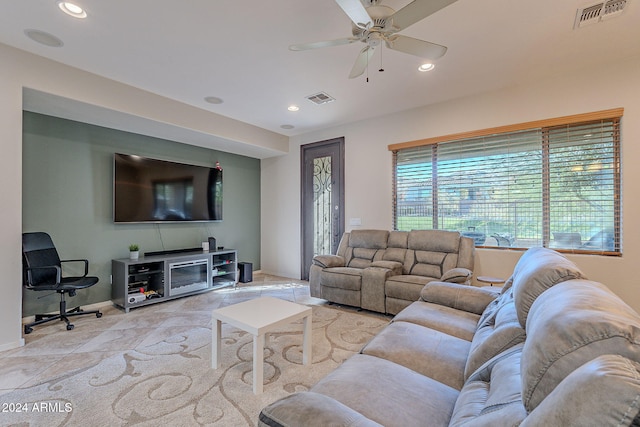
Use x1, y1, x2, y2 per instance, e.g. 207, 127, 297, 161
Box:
393, 116, 621, 254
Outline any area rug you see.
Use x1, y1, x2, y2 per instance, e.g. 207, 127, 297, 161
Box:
1, 305, 388, 426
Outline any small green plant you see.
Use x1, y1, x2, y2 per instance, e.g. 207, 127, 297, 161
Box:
129, 244, 139, 252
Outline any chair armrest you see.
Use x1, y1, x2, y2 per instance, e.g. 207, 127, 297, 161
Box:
420, 281, 499, 315
259, 392, 382, 427
313, 255, 345, 268
60, 258, 90, 276
440, 267, 472, 284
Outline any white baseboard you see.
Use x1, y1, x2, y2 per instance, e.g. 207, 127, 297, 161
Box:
0, 338, 25, 351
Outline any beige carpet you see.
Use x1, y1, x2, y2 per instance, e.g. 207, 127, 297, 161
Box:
1, 305, 388, 426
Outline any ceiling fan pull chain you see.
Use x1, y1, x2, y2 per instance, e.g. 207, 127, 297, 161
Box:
366, 49, 370, 82
379, 44, 384, 72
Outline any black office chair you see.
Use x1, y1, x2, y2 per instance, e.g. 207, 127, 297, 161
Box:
22, 232, 102, 334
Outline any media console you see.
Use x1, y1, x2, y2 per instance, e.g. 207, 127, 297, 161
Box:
111, 249, 238, 312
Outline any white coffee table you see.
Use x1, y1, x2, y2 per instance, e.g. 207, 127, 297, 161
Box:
211, 296, 312, 394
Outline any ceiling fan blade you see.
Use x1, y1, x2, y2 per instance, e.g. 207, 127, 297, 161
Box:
388, 0, 458, 32
385, 35, 447, 60
349, 46, 375, 79
289, 37, 360, 51
335, 0, 372, 29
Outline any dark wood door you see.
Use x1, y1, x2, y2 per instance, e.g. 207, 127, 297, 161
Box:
300, 137, 345, 280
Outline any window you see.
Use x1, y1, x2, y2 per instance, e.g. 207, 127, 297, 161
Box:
391, 109, 621, 255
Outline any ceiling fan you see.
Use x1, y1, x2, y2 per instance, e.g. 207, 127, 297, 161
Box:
290, 0, 458, 79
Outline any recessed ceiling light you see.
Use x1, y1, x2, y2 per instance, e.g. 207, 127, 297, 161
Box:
57, 1, 87, 18
204, 96, 224, 105
288, 105, 299, 112
418, 63, 435, 72
280, 124, 295, 130
24, 29, 64, 47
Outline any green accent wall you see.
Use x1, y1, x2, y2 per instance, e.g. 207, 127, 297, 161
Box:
22, 111, 260, 317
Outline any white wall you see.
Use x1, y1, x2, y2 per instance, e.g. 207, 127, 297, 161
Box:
0, 56, 25, 351
261, 55, 640, 312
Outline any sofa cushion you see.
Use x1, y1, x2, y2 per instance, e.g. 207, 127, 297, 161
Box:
349, 229, 389, 249
381, 247, 406, 264
522, 279, 640, 412
450, 345, 527, 427
520, 355, 640, 427
385, 298, 414, 316
409, 250, 446, 276
408, 229, 461, 252
393, 300, 480, 341
259, 391, 383, 427
441, 267, 472, 284
465, 292, 525, 379
311, 354, 459, 427
346, 247, 382, 269
511, 247, 586, 326
420, 281, 498, 316
385, 275, 429, 303
320, 267, 362, 291
387, 230, 408, 248
361, 321, 470, 390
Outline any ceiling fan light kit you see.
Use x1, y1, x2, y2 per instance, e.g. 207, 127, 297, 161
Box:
290, 0, 457, 79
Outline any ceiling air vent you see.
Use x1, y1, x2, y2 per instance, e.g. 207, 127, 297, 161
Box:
574, 0, 628, 28
306, 92, 335, 105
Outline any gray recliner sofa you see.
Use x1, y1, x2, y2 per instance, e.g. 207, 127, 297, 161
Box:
260, 247, 640, 426
309, 229, 475, 314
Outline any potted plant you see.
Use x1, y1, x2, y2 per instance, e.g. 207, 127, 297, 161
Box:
129, 244, 140, 260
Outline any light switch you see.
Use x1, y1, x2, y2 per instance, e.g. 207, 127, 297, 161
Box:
350, 218, 362, 226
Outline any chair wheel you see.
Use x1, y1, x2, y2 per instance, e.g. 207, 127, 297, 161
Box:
24, 326, 33, 334
66, 324, 75, 331
96, 312, 103, 318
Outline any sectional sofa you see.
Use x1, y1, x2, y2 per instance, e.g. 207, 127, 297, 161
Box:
309, 229, 475, 314
260, 247, 640, 426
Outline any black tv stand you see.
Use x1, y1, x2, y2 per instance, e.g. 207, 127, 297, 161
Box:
144, 247, 202, 257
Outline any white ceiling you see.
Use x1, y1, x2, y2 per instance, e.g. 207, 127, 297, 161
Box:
2, 0, 639, 142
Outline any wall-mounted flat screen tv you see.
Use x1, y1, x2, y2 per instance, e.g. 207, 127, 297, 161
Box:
113, 153, 222, 223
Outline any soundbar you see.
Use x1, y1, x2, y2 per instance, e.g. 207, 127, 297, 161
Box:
144, 247, 203, 257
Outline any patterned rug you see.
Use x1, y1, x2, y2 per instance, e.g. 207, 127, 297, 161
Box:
1, 305, 388, 426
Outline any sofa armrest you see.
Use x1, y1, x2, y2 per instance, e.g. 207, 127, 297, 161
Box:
259, 391, 382, 427
361, 266, 396, 313
440, 267, 472, 284
313, 255, 345, 268
520, 355, 640, 427
420, 281, 499, 315
370, 260, 403, 275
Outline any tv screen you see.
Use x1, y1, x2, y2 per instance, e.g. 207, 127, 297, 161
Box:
113, 153, 222, 223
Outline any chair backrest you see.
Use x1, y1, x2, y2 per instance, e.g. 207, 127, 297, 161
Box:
22, 232, 61, 287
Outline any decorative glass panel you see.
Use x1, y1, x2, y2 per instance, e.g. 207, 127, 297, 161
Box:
313, 156, 332, 256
